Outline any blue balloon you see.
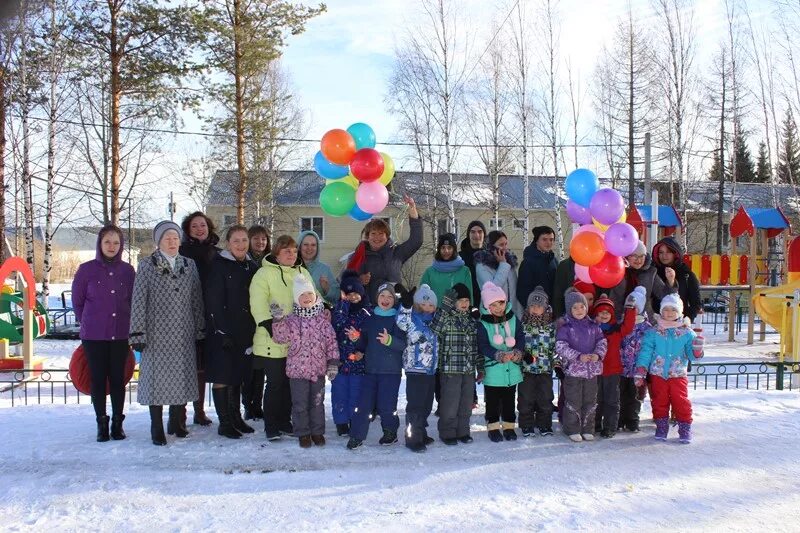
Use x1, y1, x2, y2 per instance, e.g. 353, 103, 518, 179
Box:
314, 150, 349, 179
347, 122, 377, 150
349, 204, 373, 221
565, 168, 599, 208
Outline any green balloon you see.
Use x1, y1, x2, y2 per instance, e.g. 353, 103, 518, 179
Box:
319, 181, 356, 217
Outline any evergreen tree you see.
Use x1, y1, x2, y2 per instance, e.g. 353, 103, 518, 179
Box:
707, 150, 725, 182
727, 126, 756, 183
777, 108, 800, 184
755, 141, 771, 183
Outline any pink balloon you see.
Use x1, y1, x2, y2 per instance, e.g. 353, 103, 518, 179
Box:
355, 182, 389, 214
605, 222, 640, 257
574, 224, 605, 239
574, 263, 594, 284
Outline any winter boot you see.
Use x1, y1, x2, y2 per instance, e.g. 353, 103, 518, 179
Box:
110, 414, 126, 440
167, 405, 189, 438
193, 400, 213, 426
422, 430, 434, 446
149, 406, 167, 446
346, 437, 363, 450
502, 422, 517, 441
279, 422, 295, 438
538, 426, 554, 436
677, 422, 692, 444
521, 427, 535, 437
406, 441, 426, 453
654, 417, 669, 441
212, 388, 242, 440
336, 423, 350, 437
600, 428, 615, 439
378, 429, 398, 445
311, 434, 326, 446
298, 435, 313, 448
96, 415, 110, 442
441, 437, 458, 445
626, 420, 640, 432
229, 386, 254, 434
488, 430, 504, 442
457, 435, 473, 444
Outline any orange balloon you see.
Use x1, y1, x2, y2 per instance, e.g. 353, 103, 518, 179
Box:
320, 129, 356, 165
570, 231, 606, 267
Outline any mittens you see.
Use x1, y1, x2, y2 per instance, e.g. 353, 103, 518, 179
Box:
624, 293, 637, 308
494, 351, 507, 363
258, 319, 274, 337
326, 363, 338, 381
470, 308, 480, 320
692, 335, 704, 359
510, 351, 523, 363
633, 366, 647, 388
396, 284, 417, 309
523, 353, 534, 365
269, 303, 284, 320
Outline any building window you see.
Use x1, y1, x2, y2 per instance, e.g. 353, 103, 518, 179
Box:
513, 219, 526, 230
436, 218, 459, 236
223, 215, 237, 226
300, 216, 324, 241
489, 218, 503, 229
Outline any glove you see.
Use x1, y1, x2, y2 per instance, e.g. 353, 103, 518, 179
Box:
258, 319, 274, 337
396, 284, 416, 309
624, 293, 637, 308
692, 335, 704, 358
326, 363, 338, 381
470, 308, 480, 320
523, 353, 534, 365
269, 303, 284, 320
131, 342, 145, 352
633, 367, 647, 388
554, 367, 565, 380
221, 336, 235, 350
476, 371, 485, 384
323, 301, 333, 312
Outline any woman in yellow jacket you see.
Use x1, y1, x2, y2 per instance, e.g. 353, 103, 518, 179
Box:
250, 235, 315, 441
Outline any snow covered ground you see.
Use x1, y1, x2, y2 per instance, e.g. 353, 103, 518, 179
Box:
2, 339, 799, 531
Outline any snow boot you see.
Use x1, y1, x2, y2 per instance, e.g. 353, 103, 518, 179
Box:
298, 435, 313, 448
378, 429, 397, 445
568, 434, 583, 442
441, 437, 458, 446
193, 400, 213, 426
311, 434, 326, 446
539, 426, 554, 436
422, 430, 434, 446
336, 423, 350, 437
265, 429, 281, 441
110, 414, 126, 440
96, 415, 110, 442
149, 406, 167, 446
406, 441, 426, 453
600, 428, 615, 439
503, 429, 518, 441
212, 388, 242, 440
654, 417, 669, 441
521, 427, 535, 437
229, 386, 254, 434
457, 435, 473, 444
626, 420, 640, 432
581, 433, 595, 441
279, 422, 295, 438
488, 430, 504, 442
346, 437, 363, 450
167, 405, 189, 438
678, 422, 692, 444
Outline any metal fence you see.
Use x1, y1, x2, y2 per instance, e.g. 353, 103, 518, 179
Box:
2, 363, 799, 407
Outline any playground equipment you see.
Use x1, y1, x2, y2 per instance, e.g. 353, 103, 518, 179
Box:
0, 257, 49, 372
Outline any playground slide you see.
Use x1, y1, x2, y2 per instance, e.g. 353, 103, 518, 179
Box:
752, 279, 800, 352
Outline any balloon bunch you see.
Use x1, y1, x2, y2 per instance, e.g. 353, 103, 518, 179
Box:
565, 168, 640, 288
314, 123, 395, 221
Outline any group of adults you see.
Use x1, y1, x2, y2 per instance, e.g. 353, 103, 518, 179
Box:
72, 195, 702, 445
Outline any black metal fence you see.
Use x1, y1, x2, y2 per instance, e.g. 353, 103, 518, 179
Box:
2, 363, 799, 407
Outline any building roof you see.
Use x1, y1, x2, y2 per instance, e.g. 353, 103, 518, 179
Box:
730, 206, 792, 238
635, 205, 683, 228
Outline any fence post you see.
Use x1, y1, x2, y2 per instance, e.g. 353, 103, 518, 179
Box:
776, 363, 784, 391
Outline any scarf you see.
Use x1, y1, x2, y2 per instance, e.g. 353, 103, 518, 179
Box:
656, 315, 684, 329
293, 299, 324, 318
473, 248, 519, 270
152, 250, 185, 276
374, 306, 398, 317
522, 306, 553, 328
432, 256, 466, 273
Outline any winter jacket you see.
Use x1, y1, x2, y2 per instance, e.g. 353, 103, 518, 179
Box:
459, 238, 483, 305
620, 314, 654, 378
249, 255, 315, 359
332, 299, 371, 375
203, 251, 258, 385
359, 216, 423, 302
636, 321, 700, 379
419, 257, 474, 306
353, 308, 408, 374
179, 234, 221, 289
597, 307, 636, 377
298, 230, 340, 303
555, 314, 608, 379
652, 236, 702, 321
429, 290, 481, 375
130, 251, 204, 405
520, 308, 556, 375
608, 253, 676, 322
517, 244, 558, 307
272, 301, 339, 382
552, 257, 576, 319
71, 231, 136, 341
477, 302, 525, 387
397, 306, 438, 375
474, 248, 523, 317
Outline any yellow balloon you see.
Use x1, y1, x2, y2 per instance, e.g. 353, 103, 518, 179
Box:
378, 152, 395, 186
592, 212, 626, 232
326, 174, 359, 189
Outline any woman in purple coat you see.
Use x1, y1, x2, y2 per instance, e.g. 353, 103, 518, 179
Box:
71, 225, 136, 442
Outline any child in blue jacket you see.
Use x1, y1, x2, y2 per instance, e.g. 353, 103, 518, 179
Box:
347, 282, 407, 450
396, 283, 439, 453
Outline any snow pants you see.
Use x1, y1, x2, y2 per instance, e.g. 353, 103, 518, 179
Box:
517, 373, 554, 430
618, 376, 642, 427
289, 378, 326, 437
331, 372, 363, 425
649, 375, 692, 423
562, 375, 598, 436
405, 373, 435, 446
349, 373, 401, 441
438, 373, 475, 440
596, 374, 620, 432
484, 385, 516, 429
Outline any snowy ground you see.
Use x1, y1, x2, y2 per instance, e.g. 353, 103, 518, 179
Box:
2, 339, 800, 531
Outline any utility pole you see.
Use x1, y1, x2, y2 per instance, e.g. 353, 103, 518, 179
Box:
644, 132, 651, 202
168, 192, 177, 221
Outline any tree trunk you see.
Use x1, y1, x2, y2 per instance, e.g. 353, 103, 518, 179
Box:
109, 0, 121, 225
43, 0, 57, 307
627, 16, 635, 208
0, 67, 6, 263
20, 0, 34, 270
233, 0, 247, 224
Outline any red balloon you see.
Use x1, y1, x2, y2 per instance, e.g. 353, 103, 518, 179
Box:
588, 252, 625, 288
349, 148, 385, 183
69, 344, 136, 395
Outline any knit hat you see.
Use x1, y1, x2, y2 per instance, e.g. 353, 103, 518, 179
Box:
564, 287, 588, 314
659, 293, 684, 316
437, 233, 457, 250
593, 293, 615, 315
293, 274, 317, 305
631, 240, 646, 256
627, 286, 647, 314
153, 220, 182, 246
466, 220, 487, 238
452, 283, 471, 301
377, 282, 396, 304
414, 284, 438, 307
481, 281, 507, 308
527, 286, 549, 308
340, 269, 366, 299
573, 279, 596, 297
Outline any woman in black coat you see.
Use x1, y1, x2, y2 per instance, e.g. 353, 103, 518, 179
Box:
204, 225, 258, 438
179, 211, 221, 425
652, 236, 702, 321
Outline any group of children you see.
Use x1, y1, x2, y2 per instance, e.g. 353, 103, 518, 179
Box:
270, 268, 705, 451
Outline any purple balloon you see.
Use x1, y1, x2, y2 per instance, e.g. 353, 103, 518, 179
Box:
566, 199, 593, 225
589, 188, 625, 225
605, 222, 639, 257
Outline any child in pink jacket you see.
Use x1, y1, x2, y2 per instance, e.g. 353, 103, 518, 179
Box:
272, 274, 339, 448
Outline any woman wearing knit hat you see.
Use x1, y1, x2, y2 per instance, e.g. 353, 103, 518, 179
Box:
634, 293, 704, 443
652, 236, 702, 321
474, 230, 523, 317
420, 233, 474, 306
555, 288, 608, 442
130, 221, 205, 445
608, 240, 677, 324
477, 281, 525, 442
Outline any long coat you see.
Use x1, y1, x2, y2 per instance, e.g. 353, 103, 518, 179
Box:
204, 251, 258, 385
130, 252, 205, 405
